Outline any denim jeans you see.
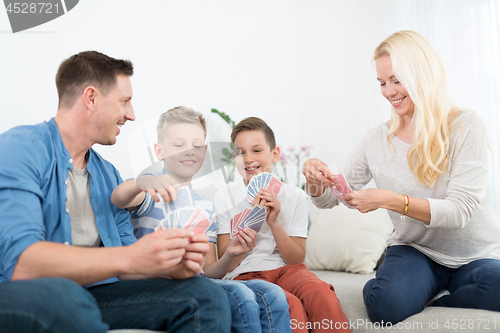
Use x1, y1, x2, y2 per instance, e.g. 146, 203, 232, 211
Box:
0, 276, 230, 333
0, 278, 108, 333
211, 278, 291, 333
88, 276, 231, 332
363, 245, 500, 324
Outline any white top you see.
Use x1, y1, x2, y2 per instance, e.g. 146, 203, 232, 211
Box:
215, 181, 308, 279
312, 111, 500, 268
66, 165, 101, 247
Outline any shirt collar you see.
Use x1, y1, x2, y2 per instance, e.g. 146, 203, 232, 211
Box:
48, 118, 74, 170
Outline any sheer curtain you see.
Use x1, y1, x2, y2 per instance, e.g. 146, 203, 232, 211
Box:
417, 0, 500, 214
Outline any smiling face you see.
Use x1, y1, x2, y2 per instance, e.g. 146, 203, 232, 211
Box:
154, 122, 207, 184
376, 55, 415, 118
93, 74, 135, 145
233, 130, 280, 184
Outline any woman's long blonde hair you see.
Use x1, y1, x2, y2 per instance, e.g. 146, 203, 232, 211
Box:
374, 30, 455, 187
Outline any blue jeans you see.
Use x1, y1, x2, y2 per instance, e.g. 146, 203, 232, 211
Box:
88, 276, 231, 332
363, 245, 500, 324
0, 278, 108, 333
211, 279, 291, 333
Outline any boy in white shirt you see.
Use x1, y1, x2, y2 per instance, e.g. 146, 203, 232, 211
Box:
112, 107, 291, 333
215, 117, 350, 333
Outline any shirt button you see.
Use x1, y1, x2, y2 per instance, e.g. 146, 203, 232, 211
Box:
69, 158, 73, 164
65, 180, 68, 185
64, 241, 69, 245
66, 208, 70, 213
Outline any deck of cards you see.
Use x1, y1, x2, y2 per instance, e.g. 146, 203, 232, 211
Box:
246, 172, 282, 203
156, 186, 213, 234
329, 174, 355, 208
230, 205, 267, 238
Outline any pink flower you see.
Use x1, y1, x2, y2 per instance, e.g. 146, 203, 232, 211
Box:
279, 151, 288, 164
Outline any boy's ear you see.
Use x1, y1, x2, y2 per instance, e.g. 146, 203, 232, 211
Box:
154, 143, 164, 161
271, 146, 280, 163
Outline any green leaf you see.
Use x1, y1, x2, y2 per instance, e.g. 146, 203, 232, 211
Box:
211, 108, 236, 128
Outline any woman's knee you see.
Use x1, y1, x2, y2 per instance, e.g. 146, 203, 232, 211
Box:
363, 278, 419, 324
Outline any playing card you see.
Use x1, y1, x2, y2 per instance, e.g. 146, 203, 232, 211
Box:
178, 208, 198, 228
189, 217, 211, 234
267, 177, 282, 196
329, 174, 356, 209
166, 186, 194, 213
231, 209, 250, 238
184, 208, 211, 234
332, 174, 351, 196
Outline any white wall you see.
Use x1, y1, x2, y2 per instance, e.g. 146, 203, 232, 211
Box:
1, 0, 499, 210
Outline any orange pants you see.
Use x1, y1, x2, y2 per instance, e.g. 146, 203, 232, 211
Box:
235, 264, 350, 333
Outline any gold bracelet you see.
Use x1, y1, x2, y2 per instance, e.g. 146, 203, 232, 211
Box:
401, 195, 409, 220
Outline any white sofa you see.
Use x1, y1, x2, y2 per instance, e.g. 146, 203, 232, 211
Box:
108, 189, 500, 333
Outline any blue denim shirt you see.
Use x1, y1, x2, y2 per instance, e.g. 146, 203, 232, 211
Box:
0, 118, 137, 284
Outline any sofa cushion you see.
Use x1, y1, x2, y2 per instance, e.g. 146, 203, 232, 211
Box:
305, 204, 394, 274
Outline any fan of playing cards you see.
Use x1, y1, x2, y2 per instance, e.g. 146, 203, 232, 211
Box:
246, 172, 282, 203
230, 205, 267, 238
158, 207, 212, 234
155, 186, 213, 234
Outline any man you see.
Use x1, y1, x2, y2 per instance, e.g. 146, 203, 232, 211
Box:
0, 51, 231, 333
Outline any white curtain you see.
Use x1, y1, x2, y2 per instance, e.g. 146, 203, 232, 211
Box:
412, 0, 500, 213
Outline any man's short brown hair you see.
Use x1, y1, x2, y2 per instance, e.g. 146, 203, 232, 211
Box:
55, 51, 134, 109
231, 117, 276, 150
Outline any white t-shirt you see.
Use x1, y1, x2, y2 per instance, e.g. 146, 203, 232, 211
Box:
215, 180, 308, 280
66, 165, 101, 247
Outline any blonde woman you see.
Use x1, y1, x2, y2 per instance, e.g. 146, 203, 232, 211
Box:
303, 30, 500, 324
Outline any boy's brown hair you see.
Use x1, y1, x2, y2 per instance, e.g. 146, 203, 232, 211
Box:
157, 106, 207, 143
231, 117, 276, 150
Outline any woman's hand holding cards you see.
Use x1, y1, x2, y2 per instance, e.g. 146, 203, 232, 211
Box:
344, 188, 391, 214
302, 158, 335, 197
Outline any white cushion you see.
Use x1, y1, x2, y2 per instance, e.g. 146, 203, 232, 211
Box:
305, 204, 394, 274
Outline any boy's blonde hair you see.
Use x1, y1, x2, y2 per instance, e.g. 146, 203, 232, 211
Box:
157, 106, 207, 143
374, 30, 455, 187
